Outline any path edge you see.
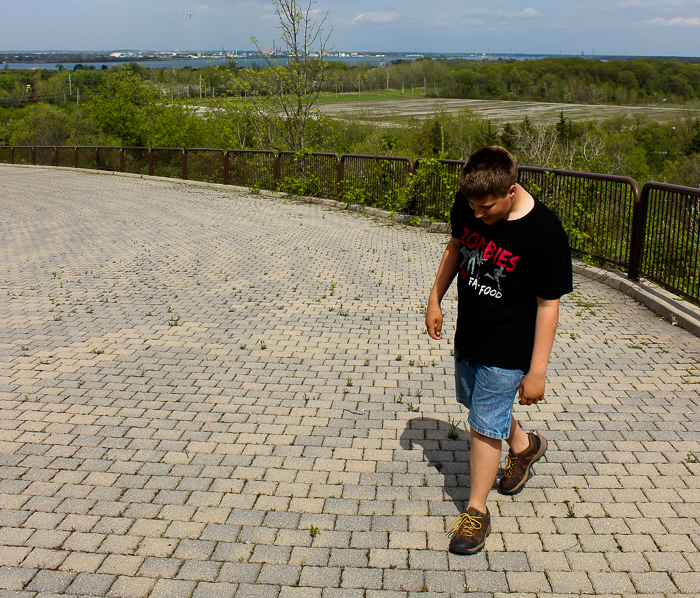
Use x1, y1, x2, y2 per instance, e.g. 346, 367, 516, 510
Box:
4, 163, 699, 336
572, 261, 700, 337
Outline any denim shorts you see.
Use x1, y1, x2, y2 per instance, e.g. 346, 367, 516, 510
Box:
454, 350, 524, 440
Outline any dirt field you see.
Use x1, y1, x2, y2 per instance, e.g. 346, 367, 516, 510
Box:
315, 97, 700, 125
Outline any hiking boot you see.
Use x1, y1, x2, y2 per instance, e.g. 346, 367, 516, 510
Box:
498, 431, 547, 495
447, 506, 491, 555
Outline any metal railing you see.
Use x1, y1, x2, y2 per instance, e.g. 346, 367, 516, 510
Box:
56, 146, 75, 168
2, 145, 699, 304
414, 158, 463, 220
186, 148, 226, 184
340, 155, 414, 208
279, 151, 340, 198
518, 167, 641, 271
227, 150, 276, 189
633, 182, 700, 304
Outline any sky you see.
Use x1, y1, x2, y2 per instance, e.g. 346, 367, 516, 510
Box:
1, 0, 699, 56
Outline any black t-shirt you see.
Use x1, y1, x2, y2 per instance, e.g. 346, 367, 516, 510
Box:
450, 191, 573, 371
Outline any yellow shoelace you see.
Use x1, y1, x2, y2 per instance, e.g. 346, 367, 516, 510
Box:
447, 512, 483, 538
503, 453, 518, 478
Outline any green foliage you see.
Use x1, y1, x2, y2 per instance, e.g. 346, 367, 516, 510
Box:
86, 69, 201, 147
662, 154, 700, 189
397, 126, 458, 220
86, 70, 157, 146
9, 103, 70, 146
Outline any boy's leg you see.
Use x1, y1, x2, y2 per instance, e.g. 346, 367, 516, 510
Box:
467, 416, 531, 511
506, 415, 530, 454
466, 428, 501, 513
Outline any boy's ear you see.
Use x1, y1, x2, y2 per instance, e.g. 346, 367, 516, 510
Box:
509, 184, 517, 197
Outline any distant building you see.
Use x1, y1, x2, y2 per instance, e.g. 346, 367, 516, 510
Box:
109, 52, 128, 58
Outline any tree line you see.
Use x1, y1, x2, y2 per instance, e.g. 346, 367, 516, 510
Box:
1, 65, 699, 188
3, 55, 700, 107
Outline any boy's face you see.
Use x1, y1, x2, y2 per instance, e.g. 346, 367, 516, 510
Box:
468, 185, 517, 225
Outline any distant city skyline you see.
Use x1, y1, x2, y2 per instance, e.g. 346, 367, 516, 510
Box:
1, 0, 699, 57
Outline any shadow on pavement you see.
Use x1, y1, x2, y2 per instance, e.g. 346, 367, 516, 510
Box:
399, 416, 476, 511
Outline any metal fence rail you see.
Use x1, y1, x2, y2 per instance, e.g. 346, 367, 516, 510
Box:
186, 149, 226, 184
151, 148, 185, 179
122, 147, 150, 176
2, 144, 699, 304
279, 152, 339, 198
414, 158, 463, 220
98, 147, 121, 172
635, 182, 700, 304
226, 150, 276, 190
519, 167, 641, 271
0, 146, 11, 164
56, 146, 75, 168
340, 155, 414, 210
76, 147, 98, 170
35, 146, 55, 167
13, 146, 33, 165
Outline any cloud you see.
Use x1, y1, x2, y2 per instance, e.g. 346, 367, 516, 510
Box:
352, 11, 398, 24
616, 0, 647, 6
642, 16, 700, 25
518, 7, 540, 17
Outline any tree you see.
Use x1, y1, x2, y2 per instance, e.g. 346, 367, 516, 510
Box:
243, 0, 333, 151
9, 104, 70, 146
86, 70, 156, 146
87, 69, 200, 147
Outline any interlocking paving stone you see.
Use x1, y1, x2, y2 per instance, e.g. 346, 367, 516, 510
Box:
1, 165, 699, 596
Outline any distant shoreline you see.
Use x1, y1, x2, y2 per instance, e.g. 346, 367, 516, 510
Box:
2, 52, 699, 70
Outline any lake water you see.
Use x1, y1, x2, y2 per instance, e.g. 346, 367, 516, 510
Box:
1, 57, 411, 70
0, 53, 586, 71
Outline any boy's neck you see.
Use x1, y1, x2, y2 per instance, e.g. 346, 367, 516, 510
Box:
504, 184, 535, 221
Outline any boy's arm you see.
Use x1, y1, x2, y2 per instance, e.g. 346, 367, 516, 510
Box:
519, 296, 560, 405
426, 237, 460, 340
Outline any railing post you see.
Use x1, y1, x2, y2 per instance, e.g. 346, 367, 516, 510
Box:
336, 155, 344, 199
11, 146, 15, 165
32, 147, 36, 165
54, 146, 58, 167
628, 183, 649, 281
407, 158, 417, 215
182, 149, 187, 180
148, 149, 153, 176
223, 150, 229, 185
120, 148, 125, 172
96, 147, 100, 170
74, 147, 78, 169
273, 153, 281, 191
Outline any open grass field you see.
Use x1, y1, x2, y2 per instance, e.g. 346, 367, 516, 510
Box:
198, 92, 699, 125
314, 95, 700, 125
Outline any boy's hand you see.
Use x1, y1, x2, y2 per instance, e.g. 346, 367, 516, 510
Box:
425, 300, 443, 340
518, 371, 545, 405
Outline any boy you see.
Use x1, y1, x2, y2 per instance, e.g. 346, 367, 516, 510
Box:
426, 146, 572, 555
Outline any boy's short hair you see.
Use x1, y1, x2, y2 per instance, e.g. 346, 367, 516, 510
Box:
459, 146, 518, 200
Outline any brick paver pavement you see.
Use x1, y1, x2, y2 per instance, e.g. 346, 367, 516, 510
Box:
1, 165, 699, 597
